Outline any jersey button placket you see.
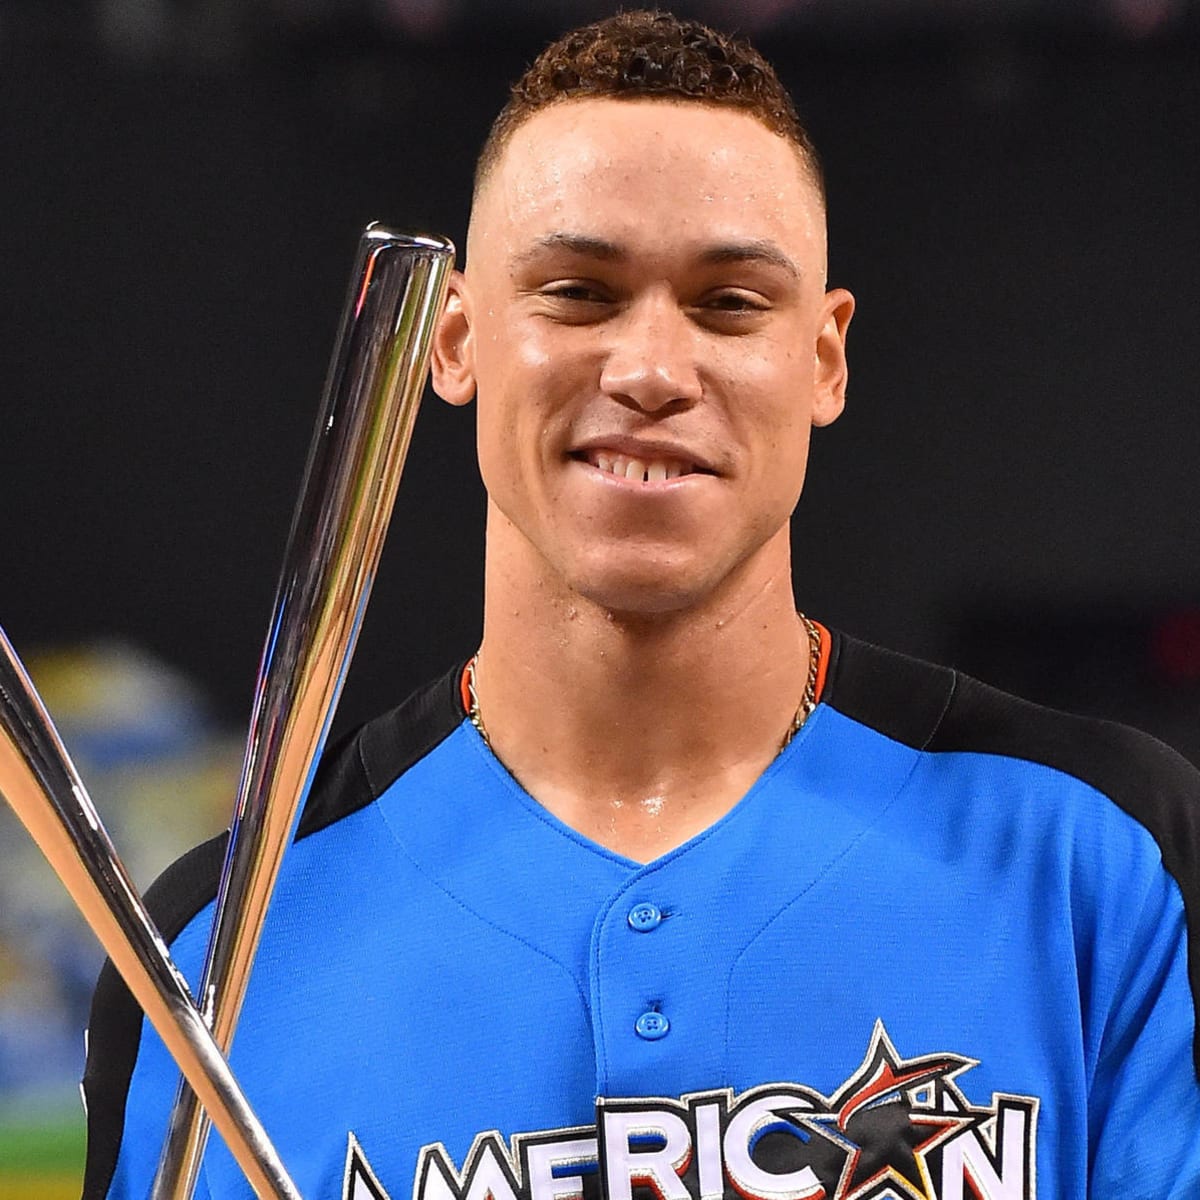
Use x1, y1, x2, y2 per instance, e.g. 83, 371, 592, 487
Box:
629, 903, 669, 1040
593, 888, 683, 1091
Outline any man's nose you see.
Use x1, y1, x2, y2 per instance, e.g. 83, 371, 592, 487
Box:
599, 293, 702, 411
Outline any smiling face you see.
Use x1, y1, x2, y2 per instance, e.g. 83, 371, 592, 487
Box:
432, 98, 853, 617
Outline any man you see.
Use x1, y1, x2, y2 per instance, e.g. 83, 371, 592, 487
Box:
83, 11, 1200, 1200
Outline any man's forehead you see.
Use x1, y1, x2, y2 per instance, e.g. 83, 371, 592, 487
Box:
469, 97, 824, 262
500, 98, 811, 187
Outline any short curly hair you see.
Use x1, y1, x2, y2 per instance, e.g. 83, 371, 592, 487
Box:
475, 10, 823, 201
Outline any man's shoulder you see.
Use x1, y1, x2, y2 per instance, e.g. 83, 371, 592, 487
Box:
80, 660, 468, 1199
824, 630, 1200, 1033
151, 658, 468, 933
296, 658, 468, 839
825, 628, 1200, 829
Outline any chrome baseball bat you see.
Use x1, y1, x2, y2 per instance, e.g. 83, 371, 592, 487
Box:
151, 227, 454, 1200
0, 627, 302, 1200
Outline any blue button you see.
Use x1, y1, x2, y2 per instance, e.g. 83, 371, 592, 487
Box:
628, 903, 663, 932
635, 1011, 670, 1040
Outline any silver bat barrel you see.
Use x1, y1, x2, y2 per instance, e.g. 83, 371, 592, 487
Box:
0, 627, 302, 1200
152, 227, 454, 1200
0, 224, 454, 1200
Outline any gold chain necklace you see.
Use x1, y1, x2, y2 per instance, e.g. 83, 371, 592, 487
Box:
784, 612, 822, 747
466, 613, 821, 753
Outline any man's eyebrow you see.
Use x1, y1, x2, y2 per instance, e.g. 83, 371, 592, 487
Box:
699, 240, 800, 278
511, 234, 801, 278
514, 233, 627, 265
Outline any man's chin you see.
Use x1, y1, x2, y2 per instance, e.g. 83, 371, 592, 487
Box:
566, 565, 720, 621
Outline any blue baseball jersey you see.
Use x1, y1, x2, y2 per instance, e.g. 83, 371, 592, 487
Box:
82, 632, 1200, 1199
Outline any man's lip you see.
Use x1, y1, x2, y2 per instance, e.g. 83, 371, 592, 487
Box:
568, 437, 718, 476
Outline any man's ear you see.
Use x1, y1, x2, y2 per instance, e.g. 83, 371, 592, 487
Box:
431, 270, 476, 407
811, 286, 855, 428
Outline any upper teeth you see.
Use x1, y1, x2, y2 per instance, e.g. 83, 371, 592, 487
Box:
590, 452, 692, 482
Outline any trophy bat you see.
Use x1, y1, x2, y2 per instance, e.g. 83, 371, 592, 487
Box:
152, 226, 454, 1200
0, 626, 302, 1200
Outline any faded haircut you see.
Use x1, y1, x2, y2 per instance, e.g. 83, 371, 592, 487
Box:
474, 10, 823, 201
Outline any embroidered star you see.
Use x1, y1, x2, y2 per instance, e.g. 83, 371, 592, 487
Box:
797, 1022, 979, 1200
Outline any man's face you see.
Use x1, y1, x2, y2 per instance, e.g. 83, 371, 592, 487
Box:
434, 98, 853, 616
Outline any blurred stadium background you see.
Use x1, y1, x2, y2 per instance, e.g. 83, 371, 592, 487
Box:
1, 0, 1197, 1195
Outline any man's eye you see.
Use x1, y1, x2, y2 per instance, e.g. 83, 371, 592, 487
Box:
704, 291, 768, 313
542, 283, 608, 303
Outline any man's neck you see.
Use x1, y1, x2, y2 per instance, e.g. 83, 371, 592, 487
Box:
471, 531, 814, 863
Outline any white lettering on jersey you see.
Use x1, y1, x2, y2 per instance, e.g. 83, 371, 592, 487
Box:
526, 1136, 598, 1200
601, 1109, 693, 1200
721, 1095, 823, 1200
347, 1023, 1040, 1200
692, 1103, 723, 1200
938, 1099, 1036, 1200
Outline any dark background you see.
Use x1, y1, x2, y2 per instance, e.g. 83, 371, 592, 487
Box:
2, 0, 1198, 759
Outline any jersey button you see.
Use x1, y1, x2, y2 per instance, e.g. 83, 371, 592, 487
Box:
627, 903, 663, 932
634, 1011, 670, 1040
